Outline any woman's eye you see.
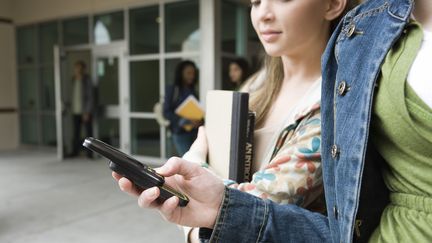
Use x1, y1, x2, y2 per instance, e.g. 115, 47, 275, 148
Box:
250, 0, 261, 7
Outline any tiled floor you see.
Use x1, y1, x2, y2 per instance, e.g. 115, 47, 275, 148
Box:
0, 149, 184, 243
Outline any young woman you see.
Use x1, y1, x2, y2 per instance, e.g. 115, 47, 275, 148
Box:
114, 0, 355, 241
226, 58, 250, 90
111, 0, 431, 242
163, 60, 201, 156
179, 1, 356, 241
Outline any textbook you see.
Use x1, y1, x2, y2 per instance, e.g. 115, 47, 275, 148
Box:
205, 90, 255, 182
175, 95, 205, 121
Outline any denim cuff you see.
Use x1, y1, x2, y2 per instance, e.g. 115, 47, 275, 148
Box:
198, 186, 230, 241
199, 187, 269, 242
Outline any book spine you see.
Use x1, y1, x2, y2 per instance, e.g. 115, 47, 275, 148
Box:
244, 111, 255, 182
229, 93, 249, 182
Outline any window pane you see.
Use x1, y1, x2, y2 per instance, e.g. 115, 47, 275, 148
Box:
40, 67, 55, 111
39, 21, 58, 64
18, 68, 38, 111
42, 114, 57, 146
165, 58, 182, 87
96, 57, 119, 105
130, 60, 159, 112
98, 118, 120, 148
129, 6, 159, 55
221, 56, 237, 90
165, 0, 199, 53
20, 114, 39, 144
221, 0, 249, 54
62, 16, 89, 46
17, 26, 37, 65
221, 1, 236, 53
131, 118, 160, 157
93, 11, 124, 45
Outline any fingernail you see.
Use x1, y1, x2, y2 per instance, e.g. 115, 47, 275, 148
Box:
145, 187, 157, 197
118, 181, 125, 191
154, 167, 164, 174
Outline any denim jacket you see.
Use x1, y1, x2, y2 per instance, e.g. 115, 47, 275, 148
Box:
201, 0, 414, 242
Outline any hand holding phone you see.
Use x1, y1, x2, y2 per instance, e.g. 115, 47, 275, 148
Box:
113, 156, 226, 229
83, 137, 189, 207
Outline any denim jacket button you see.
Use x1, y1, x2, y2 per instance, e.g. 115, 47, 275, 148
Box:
347, 24, 356, 38
331, 145, 339, 159
333, 206, 339, 220
337, 81, 348, 96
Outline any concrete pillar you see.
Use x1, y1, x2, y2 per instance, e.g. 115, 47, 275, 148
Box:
0, 0, 19, 150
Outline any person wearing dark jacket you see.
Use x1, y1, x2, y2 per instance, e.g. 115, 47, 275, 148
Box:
70, 60, 94, 158
163, 60, 200, 156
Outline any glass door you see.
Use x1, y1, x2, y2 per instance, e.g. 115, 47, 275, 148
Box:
55, 43, 127, 160
54, 46, 92, 159
92, 44, 127, 152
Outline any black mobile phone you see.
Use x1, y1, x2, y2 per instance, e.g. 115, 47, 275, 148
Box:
82, 137, 189, 207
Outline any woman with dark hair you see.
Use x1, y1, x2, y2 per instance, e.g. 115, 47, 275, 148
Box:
228, 58, 250, 90
163, 60, 200, 156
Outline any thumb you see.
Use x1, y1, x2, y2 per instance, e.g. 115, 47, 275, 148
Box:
155, 157, 201, 179
189, 126, 208, 155
197, 126, 208, 143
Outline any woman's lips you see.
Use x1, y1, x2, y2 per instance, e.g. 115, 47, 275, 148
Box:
261, 31, 282, 42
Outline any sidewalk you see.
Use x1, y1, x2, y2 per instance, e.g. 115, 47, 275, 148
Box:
0, 149, 183, 243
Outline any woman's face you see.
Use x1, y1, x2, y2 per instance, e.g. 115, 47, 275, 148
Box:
229, 63, 243, 83
250, 0, 330, 57
182, 65, 196, 86
74, 64, 84, 76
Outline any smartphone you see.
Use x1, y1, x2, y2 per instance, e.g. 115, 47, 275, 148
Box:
82, 137, 189, 207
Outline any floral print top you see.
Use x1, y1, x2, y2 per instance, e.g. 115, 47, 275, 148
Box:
235, 102, 322, 208
232, 79, 323, 209
184, 78, 323, 210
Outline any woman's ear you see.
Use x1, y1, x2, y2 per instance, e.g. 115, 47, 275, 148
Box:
324, 0, 348, 21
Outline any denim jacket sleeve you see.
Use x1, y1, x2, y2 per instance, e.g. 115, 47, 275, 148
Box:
202, 187, 331, 243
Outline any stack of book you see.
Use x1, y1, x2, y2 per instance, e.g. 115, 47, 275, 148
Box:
205, 91, 255, 182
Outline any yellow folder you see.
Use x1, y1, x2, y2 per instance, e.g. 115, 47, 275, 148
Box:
175, 95, 204, 120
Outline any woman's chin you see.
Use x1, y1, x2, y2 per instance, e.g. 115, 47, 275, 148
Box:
264, 48, 284, 58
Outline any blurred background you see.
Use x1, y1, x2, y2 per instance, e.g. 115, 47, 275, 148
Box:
0, 0, 261, 242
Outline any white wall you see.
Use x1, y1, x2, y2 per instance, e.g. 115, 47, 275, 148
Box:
0, 0, 19, 150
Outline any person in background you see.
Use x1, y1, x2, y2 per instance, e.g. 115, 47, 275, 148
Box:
163, 60, 200, 156
227, 58, 251, 90
70, 60, 94, 158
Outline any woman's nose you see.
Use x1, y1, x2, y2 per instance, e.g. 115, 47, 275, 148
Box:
257, 2, 275, 22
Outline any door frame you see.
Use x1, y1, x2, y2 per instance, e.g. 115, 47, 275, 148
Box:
54, 42, 128, 160
92, 42, 129, 154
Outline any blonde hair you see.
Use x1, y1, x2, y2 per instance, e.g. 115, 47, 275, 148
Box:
249, 0, 359, 128
249, 56, 283, 128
